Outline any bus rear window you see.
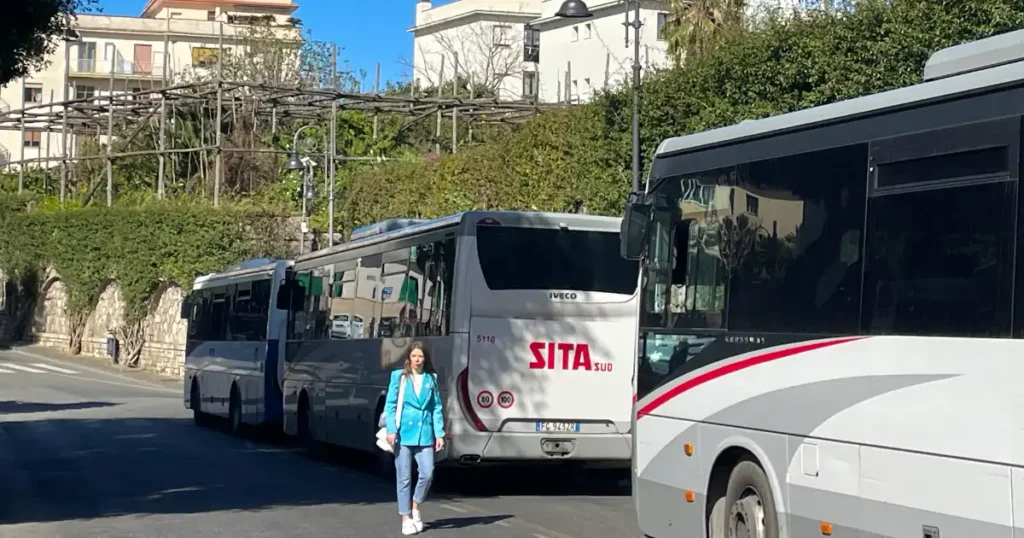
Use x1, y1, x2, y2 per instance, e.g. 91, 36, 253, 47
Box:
476, 226, 639, 294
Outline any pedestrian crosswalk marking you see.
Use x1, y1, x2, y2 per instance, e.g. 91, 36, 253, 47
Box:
1, 363, 47, 373
31, 363, 79, 374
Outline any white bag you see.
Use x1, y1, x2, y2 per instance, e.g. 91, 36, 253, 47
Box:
375, 374, 405, 453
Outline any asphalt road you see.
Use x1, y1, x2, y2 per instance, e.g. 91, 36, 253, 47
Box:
0, 346, 640, 538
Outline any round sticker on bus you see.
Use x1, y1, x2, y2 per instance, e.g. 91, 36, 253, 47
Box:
476, 390, 494, 408
498, 391, 514, 409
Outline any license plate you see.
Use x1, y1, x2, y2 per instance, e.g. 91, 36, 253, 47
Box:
535, 421, 580, 433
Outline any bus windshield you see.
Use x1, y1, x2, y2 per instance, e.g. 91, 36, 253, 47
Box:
476, 226, 639, 294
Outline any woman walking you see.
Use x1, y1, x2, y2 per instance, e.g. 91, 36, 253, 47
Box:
384, 341, 446, 535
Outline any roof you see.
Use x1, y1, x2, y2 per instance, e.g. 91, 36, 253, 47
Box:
193, 258, 291, 289
655, 29, 1024, 158
142, 0, 298, 18
294, 210, 622, 265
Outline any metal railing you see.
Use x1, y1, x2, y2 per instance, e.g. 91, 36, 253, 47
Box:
71, 58, 168, 77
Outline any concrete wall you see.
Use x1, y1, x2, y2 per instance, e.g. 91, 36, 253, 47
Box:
0, 268, 188, 379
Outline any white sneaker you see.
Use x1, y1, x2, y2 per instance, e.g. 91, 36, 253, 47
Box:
402, 519, 418, 535
412, 509, 424, 532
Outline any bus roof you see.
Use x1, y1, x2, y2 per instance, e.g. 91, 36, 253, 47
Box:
654, 29, 1024, 158
294, 210, 622, 266
193, 258, 291, 290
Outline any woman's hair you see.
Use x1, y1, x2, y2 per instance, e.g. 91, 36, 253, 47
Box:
402, 340, 436, 376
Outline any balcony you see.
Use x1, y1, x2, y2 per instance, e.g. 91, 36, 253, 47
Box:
71, 58, 171, 79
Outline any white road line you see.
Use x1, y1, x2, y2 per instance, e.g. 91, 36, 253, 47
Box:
8, 350, 179, 393
0, 367, 12, 374
439, 503, 469, 513
0, 363, 47, 373
30, 363, 79, 374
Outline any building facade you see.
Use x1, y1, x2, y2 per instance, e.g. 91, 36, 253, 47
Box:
411, 0, 544, 102
411, 0, 804, 104
0, 0, 299, 169
532, 0, 670, 104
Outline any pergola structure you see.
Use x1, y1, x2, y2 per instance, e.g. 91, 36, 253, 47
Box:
0, 78, 565, 241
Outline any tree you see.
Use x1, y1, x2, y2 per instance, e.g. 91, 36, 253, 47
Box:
663, 0, 748, 65
0, 0, 98, 85
409, 22, 525, 100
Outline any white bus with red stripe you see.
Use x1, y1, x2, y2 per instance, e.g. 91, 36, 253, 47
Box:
276, 210, 640, 471
621, 31, 1024, 538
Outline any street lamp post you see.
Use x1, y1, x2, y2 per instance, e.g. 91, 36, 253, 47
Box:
556, 0, 642, 195
284, 125, 315, 254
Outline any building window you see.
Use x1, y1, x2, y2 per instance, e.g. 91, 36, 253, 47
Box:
207, 10, 216, 21
745, 194, 759, 215
23, 130, 42, 148
524, 25, 540, 63
522, 71, 538, 98
657, 12, 669, 41
492, 25, 512, 47
584, 23, 592, 39
572, 26, 579, 42
75, 85, 96, 99
23, 86, 42, 104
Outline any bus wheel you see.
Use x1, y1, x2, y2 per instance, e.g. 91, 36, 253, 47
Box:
191, 381, 210, 428
724, 460, 778, 538
228, 385, 243, 437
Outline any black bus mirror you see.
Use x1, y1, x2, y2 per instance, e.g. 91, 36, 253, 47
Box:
621, 198, 651, 260
276, 280, 306, 311
179, 298, 191, 319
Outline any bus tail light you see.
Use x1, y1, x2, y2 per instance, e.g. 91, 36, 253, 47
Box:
456, 367, 489, 432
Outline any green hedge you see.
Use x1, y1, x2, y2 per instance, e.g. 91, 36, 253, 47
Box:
0, 200, 288, 350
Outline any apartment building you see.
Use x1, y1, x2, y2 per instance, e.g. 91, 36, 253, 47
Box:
411, 0, 804, 105
0, 0, 299, 169
533, 0, 670, 104
411, 0, 544, 102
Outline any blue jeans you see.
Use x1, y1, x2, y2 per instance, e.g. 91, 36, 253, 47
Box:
395, 444, 435, 516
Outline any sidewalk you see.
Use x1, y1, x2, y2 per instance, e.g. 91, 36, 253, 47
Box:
2, 343, 182, 391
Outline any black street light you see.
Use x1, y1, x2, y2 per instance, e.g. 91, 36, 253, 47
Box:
556, 0, 594, 18
283, 151, 304, 172
556, 0, 642, 195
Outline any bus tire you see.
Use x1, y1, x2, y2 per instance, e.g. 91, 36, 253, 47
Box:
724, 459, 779, 538
228, 384, 243, 437
191, 380, 211, 428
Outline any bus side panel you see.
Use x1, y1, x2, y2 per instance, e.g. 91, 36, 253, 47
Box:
785, 437, 862, 538
264, 271, 289, 425
634, 415, 702, 538
857, 447, 1012, 537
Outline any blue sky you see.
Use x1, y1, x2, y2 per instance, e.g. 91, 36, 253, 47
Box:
96, 0, 458, 87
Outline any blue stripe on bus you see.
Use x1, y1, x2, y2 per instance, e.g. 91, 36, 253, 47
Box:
265, 338, 283, 421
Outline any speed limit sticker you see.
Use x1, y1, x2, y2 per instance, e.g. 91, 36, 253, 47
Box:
476, 390, 494, 408
497, 391, 514, 409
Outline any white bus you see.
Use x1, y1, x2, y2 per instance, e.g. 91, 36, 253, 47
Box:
181, 258, 292, 436
275, 210, 640, 473
622, 30, 1024, 538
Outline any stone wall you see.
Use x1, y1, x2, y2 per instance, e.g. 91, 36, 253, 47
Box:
10, 269, 188, 379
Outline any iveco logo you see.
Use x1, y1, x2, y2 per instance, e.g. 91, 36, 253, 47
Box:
549, 292, 578, 300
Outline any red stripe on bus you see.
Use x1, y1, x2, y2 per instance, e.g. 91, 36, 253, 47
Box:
635, 336, 866, 420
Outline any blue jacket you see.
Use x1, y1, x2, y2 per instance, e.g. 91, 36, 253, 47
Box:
384, 369, 446, 446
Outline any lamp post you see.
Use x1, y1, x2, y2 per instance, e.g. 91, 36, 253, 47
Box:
284, 125, 315, 254
556, 0, 642, 195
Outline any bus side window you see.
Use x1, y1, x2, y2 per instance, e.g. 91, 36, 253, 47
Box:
668, 221, 691, 314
